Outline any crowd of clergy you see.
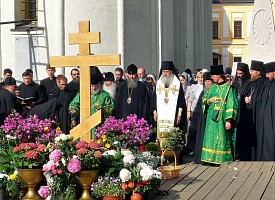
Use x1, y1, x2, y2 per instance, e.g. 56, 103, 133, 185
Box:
0, 59, 274, 165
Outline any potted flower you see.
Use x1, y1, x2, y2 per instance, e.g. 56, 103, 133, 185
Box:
95, 115, 152, 150
119, 151, 161, 200
1, 110, 60, 144
160, 127, 185, 162
73, 140, 103, 199
91, 176, 124, 200
40, 134, 80, 200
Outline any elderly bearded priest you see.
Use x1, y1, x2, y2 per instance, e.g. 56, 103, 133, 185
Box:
69, 75, 114, 136
152, 61, 187, 149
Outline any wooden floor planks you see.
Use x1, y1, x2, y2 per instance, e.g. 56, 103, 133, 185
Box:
156, 161, 275, 200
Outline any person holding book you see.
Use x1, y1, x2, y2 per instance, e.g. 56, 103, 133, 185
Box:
17, 71, 46, 117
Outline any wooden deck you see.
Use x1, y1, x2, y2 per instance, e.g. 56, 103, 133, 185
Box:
156, 162, 275, 200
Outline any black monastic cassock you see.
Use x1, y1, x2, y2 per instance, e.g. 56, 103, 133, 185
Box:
256, 79, 275, 161
40, 77, 57, 100
67, 80, 80, 97
237, 76, 269, 161
0, 89, 21, 125
18, 81, 46, 117
54, 88, 75, 134
114, 81, 150, 121
193, 91, 206, 164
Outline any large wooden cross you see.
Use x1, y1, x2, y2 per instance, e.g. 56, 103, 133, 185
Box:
50, 21, 120, 142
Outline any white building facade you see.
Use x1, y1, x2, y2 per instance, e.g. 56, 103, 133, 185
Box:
0, 0, 212, 82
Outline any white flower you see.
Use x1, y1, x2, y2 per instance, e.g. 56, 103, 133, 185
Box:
113, 141, 119, 145
119, 169, 131, 182
140, 166, 153, 181
14, 170, 18, 175
60, 134, 71, 141
138, 162, 149, 169
61, 158, 66, 165
102, 150, 117, 156
123, 153, 135, 164
121, 149, 132, 156
0, 173, 8, 179
73, 155, 78, 159
54, 136, 61, 142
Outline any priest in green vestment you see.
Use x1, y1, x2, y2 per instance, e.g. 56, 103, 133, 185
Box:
69, 76, 114, 136
201, 65, 238, 164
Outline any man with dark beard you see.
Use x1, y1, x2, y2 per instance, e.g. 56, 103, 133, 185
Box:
237, 60, 269, 161
151, 61, 187, 160
114, 64, 150, 120
103, 72, 117, 100
232, 62, 250, 101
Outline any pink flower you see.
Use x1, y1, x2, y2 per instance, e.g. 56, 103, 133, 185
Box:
76, 148, 88, 155
42, 160, 55, 172
67, 158, 81, 173
75, 141, 88, 149
24, 150, 38, 159
89, 141, 101, 149
38, 186, 51, 198
49, 149, 62, 162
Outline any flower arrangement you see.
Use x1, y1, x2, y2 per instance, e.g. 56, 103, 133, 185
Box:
91, 176, 124, 198
12, 142, 49, 169
40, 134, 80, 200
161, 127, 185, 150
95, 115, 152, 150
1, 110, 61, 144
119, 151, 161, 195
74, 140, 102, 170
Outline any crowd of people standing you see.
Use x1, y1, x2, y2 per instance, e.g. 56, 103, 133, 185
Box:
0, 59, 274, 165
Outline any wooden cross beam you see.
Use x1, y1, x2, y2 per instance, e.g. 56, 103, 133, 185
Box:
50, 21, 120, 142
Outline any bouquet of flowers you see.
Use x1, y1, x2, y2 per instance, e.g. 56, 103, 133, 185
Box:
91, 176, 125, 198
39, 134, 80, 200
95, 115, 152, 150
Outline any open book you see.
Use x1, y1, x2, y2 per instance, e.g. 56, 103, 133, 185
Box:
17, 96, 35, 103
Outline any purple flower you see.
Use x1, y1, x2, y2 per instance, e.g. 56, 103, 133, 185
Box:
38, 186, 51, 198
67, 158, 81, 173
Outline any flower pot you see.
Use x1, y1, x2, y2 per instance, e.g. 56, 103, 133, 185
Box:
102, 195, 122, 200
19, 168, 43, 200
139, 143, 145, 152
78, 170, 99, 200
130, 192, 143, 200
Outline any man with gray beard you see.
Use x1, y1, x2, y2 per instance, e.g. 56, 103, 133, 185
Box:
151, 61, 187, 163
114, 64, 150, 120
69, 75, 114, 128
103, 72, 117, 100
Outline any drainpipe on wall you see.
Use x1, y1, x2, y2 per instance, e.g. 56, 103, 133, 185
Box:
118, 0, 124, 69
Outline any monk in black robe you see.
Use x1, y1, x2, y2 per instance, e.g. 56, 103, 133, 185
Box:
255, 62, 275, 161
237, 60, 269, 161
18, 71, 46, 117
0, 77, 21, 125
51, 76, 75, 134
40, 65, 57, 100
114, 64, 150, 121
194, 72, 213, 164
